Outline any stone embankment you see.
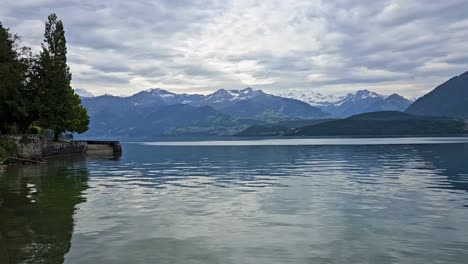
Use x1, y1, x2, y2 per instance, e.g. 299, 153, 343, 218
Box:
0, 135, 121, 160
86, 140, 122, 155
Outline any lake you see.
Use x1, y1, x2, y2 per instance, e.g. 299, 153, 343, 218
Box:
2, 137, 468, 263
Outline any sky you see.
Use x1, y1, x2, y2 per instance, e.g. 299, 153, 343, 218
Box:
1, 0, 468, 98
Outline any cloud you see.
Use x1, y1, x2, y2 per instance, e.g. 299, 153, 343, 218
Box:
0, 0, 467, 97
306, 74, 336, 82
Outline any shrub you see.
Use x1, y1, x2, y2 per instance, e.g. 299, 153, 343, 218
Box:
0, 139, 17, 162
28, 125, 44, 135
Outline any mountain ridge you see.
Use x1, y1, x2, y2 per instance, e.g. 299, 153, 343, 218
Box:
288, 111, 465, 136
406, 71, 468, 119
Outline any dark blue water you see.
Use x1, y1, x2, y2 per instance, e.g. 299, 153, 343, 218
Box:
2, 138, 468, 263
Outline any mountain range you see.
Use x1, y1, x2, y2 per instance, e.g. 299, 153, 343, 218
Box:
76, 71, 468, 138
277, 90, 413, 117
79, 88, 327, 138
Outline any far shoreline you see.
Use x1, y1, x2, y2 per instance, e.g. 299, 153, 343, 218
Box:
77, 133, 468, 143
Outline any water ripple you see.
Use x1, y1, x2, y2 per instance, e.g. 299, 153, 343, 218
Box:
58, 142, 468, 263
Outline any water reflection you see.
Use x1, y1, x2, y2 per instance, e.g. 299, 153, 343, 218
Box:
86, 143, 468, 192
2, 141, 468, 263
0, 155, 89, 264
66, 142, 468, 263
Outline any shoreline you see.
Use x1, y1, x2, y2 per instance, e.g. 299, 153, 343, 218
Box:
0, 135, 121, 170
98, 133, 468, 143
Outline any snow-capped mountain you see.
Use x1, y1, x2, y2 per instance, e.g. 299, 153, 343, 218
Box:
338, 89, 382, 104
276, 90, 343, 107
79, 87, 328, 138
130, 87, 267, 108
74, 88, 94, 98
276, 89, 412, 117
132, 88, 204, 106
225, 87, 266, 101
81, 87, 327, 135
202, 88, 266, 109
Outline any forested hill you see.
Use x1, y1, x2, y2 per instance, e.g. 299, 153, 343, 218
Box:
288, 111, 466, 136
406, 71, 468, 119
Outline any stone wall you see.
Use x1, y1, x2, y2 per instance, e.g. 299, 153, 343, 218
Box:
0, 135, 122, 159
43, 140, 87, 157
1, 135, 44, 159
0, 135, 86, 159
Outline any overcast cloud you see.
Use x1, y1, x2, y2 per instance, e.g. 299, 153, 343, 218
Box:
1, 0, 468, 97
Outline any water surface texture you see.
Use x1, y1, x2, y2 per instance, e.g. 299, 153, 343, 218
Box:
2, 139, 468, 263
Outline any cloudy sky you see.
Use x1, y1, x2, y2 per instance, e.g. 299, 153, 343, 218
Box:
1, 0, 468, 97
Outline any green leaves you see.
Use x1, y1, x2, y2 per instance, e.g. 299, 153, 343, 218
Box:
35, 13, 89, 140
0, 23, 30, 133
0, 14, 89, 139
0, 138, 17, 162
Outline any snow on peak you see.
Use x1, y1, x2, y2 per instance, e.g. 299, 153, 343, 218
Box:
275, 90, 343, 106
353, 89, 382, 100
207, 87, 265, 102
209, 89, 233, 98
275, 89, 389, 107
226, 87, 264, 100
143, 88, 176, 97
75, 88, 94, 98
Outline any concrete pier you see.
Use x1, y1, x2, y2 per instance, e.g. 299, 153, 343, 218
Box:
86, 141, 122, 155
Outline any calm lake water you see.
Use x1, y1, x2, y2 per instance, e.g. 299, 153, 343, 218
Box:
2, 138, 468, 263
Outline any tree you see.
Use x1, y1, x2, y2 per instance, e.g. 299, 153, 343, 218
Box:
36, 14, 89, 140
0, 23, 31, 133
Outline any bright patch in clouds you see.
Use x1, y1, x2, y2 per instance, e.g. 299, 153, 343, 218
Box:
1, 0, 467, 97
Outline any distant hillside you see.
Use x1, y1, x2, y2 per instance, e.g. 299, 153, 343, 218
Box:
364, 94, 412, 113
406, 71, 468, 118
289, 111, 465, 136
220, 94, 328, 120
348, 111, 424, 120
81, 98, 259, 138
322, 90, 412, 117
236, 125, 290, 137
236, 119, 336, 137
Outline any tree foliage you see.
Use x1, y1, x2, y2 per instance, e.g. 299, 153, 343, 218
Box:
0, 23, 31, 133
0, 14, 89, 140
0, 138, 17, 162
36, 14, 89, 140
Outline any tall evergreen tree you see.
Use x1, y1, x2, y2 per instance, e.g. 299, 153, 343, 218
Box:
36, 14, 89, 140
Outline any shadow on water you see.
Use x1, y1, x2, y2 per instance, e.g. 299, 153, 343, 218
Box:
0, 155, 89, 264
413, 144, 468, 192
